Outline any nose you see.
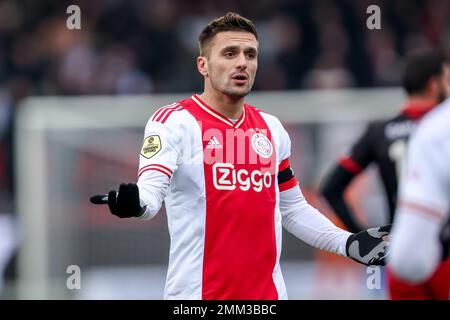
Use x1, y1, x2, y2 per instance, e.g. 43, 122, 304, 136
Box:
235, 52, 247, 70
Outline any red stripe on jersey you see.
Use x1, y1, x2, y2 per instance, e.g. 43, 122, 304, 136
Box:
339, 156, 363, 174
279, 178, 298, 192
138, 167, 172, 178
139, 164, 173, 176
155, 104, 179, 122
278, 158, 297, 191
151, 103, 178, 121
160, 105, 183, 124
279, 158, 290, 172
398, 200, 446, 222
154, 104, 180, 122
151, 103, 178, 122
184, 100, 278, 300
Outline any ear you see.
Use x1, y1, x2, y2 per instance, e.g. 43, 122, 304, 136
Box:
197, 56, 208, 77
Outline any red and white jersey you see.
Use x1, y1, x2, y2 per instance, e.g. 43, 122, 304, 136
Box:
137, 94, 350, 299
389, 98, 450, 283
396, 99, 450, 220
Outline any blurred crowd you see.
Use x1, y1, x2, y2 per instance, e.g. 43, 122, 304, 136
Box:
0, 0, 449, 99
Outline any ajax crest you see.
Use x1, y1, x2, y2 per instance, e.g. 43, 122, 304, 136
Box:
251, 133, 273, 158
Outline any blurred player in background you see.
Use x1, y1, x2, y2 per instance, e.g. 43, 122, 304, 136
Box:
321, 49, 450, 300
389, 97, 450, 300
320, 49, 450, 233
91, 12, 390, 300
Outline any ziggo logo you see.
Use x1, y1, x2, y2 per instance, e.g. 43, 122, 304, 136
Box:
212, 163, 272, 192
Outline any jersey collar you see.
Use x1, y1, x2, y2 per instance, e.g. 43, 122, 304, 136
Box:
400, 101, 436, 119
192, 94, 246, 128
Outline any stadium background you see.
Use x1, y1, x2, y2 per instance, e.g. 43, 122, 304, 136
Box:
0, 0, 449, 299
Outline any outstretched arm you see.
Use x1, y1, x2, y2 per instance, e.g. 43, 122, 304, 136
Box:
276, 119, 388, 265
281, 183, 390, 265
281, 184, 351, 256
91, 108, 181, 219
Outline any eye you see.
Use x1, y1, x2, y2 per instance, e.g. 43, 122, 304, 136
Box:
224, 52, 235, 58
246, 52, 257, 59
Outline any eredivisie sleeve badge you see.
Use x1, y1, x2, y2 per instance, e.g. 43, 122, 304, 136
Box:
140, 135, 162, 158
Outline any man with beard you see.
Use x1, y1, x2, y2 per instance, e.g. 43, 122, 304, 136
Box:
389, 96, 450, 299
321, 49, 450, 299
91, 12, 390, 300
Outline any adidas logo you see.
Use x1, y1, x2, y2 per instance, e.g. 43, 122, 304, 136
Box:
206, 136, 223, 149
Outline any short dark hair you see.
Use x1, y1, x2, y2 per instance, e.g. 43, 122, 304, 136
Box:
198, 12, 258, 56
402, 49, 448, 95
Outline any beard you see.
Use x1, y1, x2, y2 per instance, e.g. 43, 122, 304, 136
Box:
209, 71, 255, 98
437, 81, 448, 103
221, 84, 252, 98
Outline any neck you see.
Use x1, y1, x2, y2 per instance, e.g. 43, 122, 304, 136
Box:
198, 87, 245, 119
405, 95, 437, 107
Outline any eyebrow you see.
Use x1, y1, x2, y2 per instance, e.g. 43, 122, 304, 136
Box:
220, 45, 258, 54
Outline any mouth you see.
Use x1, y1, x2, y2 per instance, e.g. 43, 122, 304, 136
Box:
231, 73, 249, 85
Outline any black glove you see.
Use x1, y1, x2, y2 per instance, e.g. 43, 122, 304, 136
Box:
90, 183, 146, 218
440, 216, 450, 260
346, 224, 391, 266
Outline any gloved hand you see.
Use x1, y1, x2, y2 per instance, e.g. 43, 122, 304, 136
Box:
346, 225, 391, 266
90, 183, 146, 218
